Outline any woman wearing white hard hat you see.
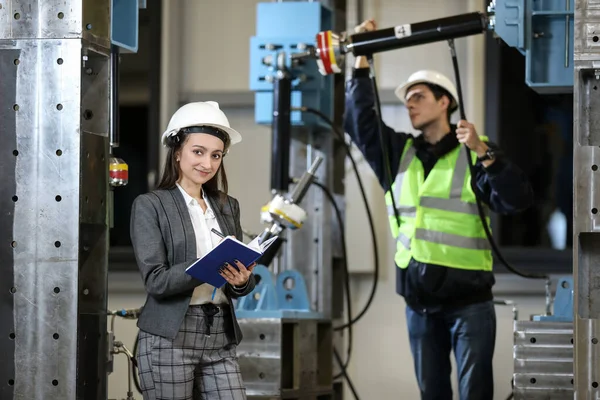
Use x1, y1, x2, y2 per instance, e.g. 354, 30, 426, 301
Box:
130, 101, 254, 399
343, 19, 534, 400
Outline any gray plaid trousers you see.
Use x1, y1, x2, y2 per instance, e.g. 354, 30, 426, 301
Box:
136, 305, 247, 400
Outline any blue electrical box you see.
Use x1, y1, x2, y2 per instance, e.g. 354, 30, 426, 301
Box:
494, 0, 574, 94
249, 2, 335, 126
111, 0, 140, 53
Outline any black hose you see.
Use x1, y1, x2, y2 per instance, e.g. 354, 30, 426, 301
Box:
448, 39, 537, 398
446, 39, 548, 282
367, 56, 402, 232
293, 107, 380, 330
505, 377, 515, 399
334, 347, 361, 400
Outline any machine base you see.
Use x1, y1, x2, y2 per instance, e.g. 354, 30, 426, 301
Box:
237, 317, 334, 399
513, 320, 573, 399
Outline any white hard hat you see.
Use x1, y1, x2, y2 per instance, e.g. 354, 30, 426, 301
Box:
161, 101, 243, 147
395, 70, 459, 111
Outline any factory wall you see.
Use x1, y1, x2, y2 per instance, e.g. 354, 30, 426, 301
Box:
106, 0, 557, 399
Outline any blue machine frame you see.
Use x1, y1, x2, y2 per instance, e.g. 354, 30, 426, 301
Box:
492, 0, 574, 93
235, 266, 319, 319
533, 276, 574, 322
249, 2, 335, 126
237, 1, 337, 319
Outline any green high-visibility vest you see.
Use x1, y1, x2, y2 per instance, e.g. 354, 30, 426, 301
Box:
384, 138, 493, 271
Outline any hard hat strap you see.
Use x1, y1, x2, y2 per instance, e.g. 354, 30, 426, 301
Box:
181, 126, 231, 148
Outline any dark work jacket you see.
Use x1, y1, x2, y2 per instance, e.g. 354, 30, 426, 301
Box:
343, 68, 535, 313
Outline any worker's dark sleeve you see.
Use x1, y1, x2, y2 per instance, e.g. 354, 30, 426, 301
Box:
343, 68, 409, 192
472, 142, 535, 214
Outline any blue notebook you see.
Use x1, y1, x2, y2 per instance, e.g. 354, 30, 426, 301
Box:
185, 235, 278, 288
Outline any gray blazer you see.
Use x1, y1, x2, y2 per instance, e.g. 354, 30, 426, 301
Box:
129, 187, 256, 343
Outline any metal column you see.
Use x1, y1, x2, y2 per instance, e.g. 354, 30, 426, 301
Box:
574, 1, 600, 398
0, 1, 111, 399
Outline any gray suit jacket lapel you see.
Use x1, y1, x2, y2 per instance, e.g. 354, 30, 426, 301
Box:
167, 188, 197, 262
206, 194, 235, 237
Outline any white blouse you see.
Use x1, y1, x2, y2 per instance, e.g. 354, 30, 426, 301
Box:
176, 183, 228, 305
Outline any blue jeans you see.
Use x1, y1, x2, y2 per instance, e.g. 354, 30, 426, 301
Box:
405, 300, 496, 400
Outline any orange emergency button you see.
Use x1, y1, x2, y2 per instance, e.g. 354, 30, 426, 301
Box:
109, 157, 129, 187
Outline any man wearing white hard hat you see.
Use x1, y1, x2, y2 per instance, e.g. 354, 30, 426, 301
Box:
130, 101, 254, 399
343, 20, 534, 400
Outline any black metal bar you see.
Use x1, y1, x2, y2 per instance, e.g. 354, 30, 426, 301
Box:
0, 48, 19, 400
271, 73, 292, 192
347, 12, 488, 56
110, 44, 120, 149
147, 0, 161, 190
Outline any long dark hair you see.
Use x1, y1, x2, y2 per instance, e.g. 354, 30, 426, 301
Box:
156, 130, 229, 196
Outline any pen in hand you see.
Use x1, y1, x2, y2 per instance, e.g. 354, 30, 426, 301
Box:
211, 228, 225, 239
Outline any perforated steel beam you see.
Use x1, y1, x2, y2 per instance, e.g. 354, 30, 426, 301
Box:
574, 0, 600, 398
0, 1, 111, 399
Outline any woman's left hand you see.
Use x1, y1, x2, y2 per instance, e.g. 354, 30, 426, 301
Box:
219, 260, 256, 287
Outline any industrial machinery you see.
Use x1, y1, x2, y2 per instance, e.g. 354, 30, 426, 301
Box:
0, 0, 141, 399
240, 1, 580, 400
0, 1, 590, 400
236, 3, 345, 398
308, 0, 574, 94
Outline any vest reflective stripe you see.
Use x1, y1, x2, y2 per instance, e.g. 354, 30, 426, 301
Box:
386, 145, 417, 240
384, 138, 493, 272
450, 147, 469, 197
386, 204, 417, 217
397, 232, 412, 249
420, 196, 479, 215
414, 228, 490, 251
393, 146, 416, 197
